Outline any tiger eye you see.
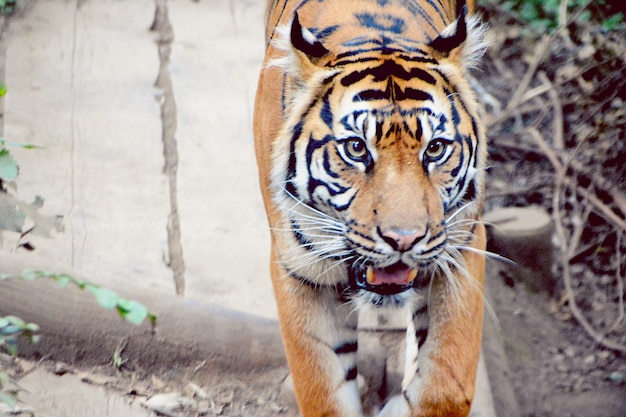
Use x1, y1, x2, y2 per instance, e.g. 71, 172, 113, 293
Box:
345, 138, 368, 160
425, 139, 447, 160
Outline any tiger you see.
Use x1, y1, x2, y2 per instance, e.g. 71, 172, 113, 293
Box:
253, 0, 488, 415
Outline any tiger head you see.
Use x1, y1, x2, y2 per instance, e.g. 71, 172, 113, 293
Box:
269, 6, 488, 307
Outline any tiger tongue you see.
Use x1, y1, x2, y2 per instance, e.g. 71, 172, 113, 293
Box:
366, 265, 418, 286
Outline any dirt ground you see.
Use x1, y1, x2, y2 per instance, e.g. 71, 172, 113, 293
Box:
2, 1, 626, 417
2, 261, 625, 417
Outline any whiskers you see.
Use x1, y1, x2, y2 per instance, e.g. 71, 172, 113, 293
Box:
434, 201, 512, 323
272, 186, 351, 284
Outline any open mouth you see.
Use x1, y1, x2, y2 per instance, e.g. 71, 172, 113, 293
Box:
350, 262, 418, 295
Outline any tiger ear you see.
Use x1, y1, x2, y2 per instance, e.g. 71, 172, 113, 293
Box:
289, 13, 330, 77
428, 5, 487, 66
429, 6, 467, 58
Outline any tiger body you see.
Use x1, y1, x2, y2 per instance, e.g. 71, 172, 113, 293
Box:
254, 0, 488, 416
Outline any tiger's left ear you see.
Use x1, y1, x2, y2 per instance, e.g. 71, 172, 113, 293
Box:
289, 13, 330, 79
428, 6, 487, 67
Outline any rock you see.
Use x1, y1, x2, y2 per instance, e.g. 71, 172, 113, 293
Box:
583, 354, 596, 366
142, 392, 195, 411
484, 206, 555, 295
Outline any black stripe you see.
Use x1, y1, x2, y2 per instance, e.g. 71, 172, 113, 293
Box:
416, 327, 429, 348
397, 54, 436, 63
355, 89, 388, 101
266, 0, 288, 45
355, 12, 406, 34
395, 87, 432, 102
285, 120, 304, 198
403, 1, 440, 36
320, 89, 333, 129
333, 56, 380, 67
314, 24, 339, 40
322, 148, 340, 179
450, 147, 465, 177
345, 366, 358, 381
463, 179, 476, 202
334, 341, 358, 354
291, 220, 313, 247
413, 303, 428, 316
341, 60, 436, 87
331, 191, 357, 212
425, 0, 449, 26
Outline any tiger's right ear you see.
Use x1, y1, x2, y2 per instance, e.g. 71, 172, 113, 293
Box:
289, 13, 330, 77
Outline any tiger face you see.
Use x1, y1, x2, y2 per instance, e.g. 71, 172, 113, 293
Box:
270, 7, 487, 308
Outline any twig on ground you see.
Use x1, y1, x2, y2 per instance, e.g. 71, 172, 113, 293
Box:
553, 176, 626, 353
566, 195, 592, 261
494, 137, 626, 221
607, 232, 624, 335
537, 71, 564, 150
574, 186, 626, 233
524, 127, 562, 174
487, 35, 552, 128
551, 145, 626, 353
524, 125, 626, 353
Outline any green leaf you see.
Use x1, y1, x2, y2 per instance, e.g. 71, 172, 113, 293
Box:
0, 391, 17, 409
0, 369, 8, 387
89, 287, 119, 310
52, 274, 72, 287
4, 316, 25, 328
116, 300, 149, 325
577, 9, 592, 23
1, 325, 21, 336
0, 139, 40, 150
602, 13, 624, 31
520, 2, 539, 22
20, 270, 43, 280
0, 149, 18, 180
24, 323, 39, 332
0, 83, 6, 97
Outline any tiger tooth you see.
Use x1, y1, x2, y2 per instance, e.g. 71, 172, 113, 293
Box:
406, 269, 418, 284
366, 266, 375, 284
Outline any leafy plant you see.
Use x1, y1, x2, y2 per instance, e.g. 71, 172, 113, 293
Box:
601, 11, 624, 31
0, 84, 39, 186
0, 271, 156, 409
0, 139, 39, 184
0, 316, 39, 357
482, 0, 624, 33
0, 270, 157, 327
0, 0, 16, 15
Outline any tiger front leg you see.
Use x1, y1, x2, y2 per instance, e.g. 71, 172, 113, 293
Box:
269, 255, 364, 417
377, 224, 487, 417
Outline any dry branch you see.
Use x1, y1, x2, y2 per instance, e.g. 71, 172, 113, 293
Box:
509, 116, 626, 353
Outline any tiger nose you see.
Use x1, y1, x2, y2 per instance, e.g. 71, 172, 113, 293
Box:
378, 228, 426, 252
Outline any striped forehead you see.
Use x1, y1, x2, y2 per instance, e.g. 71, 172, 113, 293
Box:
335, 55, 442, 106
